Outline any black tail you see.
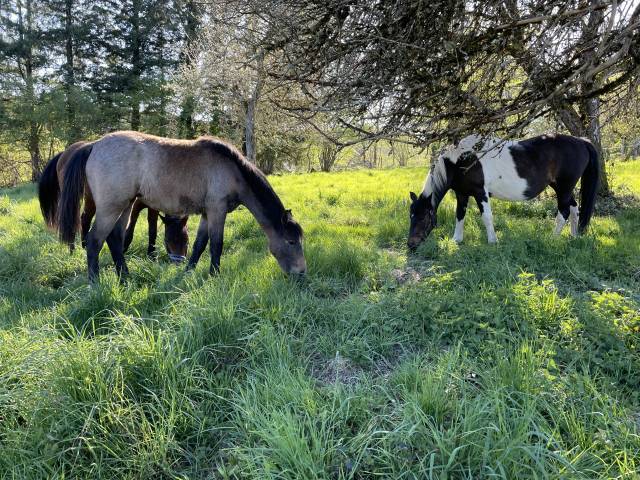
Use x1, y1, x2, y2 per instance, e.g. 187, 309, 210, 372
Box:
58, 144, 93, 247
38, 152, 62, 229
578, 140, 600, 234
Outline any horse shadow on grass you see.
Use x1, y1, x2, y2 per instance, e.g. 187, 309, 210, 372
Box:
392, 216, 640, 394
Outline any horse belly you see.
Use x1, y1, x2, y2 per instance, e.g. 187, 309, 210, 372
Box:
483, 165, 529, 201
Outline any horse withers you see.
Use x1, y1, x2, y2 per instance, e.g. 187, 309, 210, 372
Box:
38, 141, 189, 262
55, 131, 306, 282
408, 134, 600, 249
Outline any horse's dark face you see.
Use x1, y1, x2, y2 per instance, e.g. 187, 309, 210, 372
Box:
408, 191, 436, 250
269, 210, 306, 275
161, 215, 189, 263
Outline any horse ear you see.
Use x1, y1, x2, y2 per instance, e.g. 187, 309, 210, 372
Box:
180, 216, 188, 226
282, 209, 292, 223
409, 191, 418, 202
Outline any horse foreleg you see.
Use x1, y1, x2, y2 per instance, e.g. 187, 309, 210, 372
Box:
186, 216, 209, 271
124, 200, 145, 254
207, 210, 227, 275
147, 208, 159, 258
475, 192, 497, 244
453, 193, 469, 243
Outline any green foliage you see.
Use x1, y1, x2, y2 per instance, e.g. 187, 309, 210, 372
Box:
0, 162, 639, 478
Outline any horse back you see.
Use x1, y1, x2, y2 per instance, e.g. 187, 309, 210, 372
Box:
86, 131, 241, 216
508, 134, 591, 198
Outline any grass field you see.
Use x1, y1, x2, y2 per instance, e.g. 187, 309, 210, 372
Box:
1, 161, 639, 479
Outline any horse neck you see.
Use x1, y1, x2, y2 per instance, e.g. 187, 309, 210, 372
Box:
240, 189, 283, 239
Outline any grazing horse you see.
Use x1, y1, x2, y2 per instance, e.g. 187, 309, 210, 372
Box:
55, 131, 306, 282
38, 142, 189, 262
408, 134, 600, 249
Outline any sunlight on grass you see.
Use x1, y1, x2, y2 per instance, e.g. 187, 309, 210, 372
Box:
0, 161, 639, 478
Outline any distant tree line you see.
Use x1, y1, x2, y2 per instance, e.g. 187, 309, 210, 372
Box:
1, 0, 639, 192
0, 0, 198, 182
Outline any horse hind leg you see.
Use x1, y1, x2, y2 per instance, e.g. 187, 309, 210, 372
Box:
81, 192, 96, 250
569, 197, 579, 237
86, 202, 131, 283
554, 191, 575, 236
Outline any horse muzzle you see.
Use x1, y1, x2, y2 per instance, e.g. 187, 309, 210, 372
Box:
168, 254, 187, 264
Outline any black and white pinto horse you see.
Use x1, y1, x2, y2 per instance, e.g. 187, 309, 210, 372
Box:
408, 134, 600, 249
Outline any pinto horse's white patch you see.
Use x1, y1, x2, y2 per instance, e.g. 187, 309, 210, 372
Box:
480, 199, 498, 243
453, 218, 465, 243
446, 136, 529, 201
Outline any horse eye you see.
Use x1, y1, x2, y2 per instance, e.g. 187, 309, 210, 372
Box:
287, 240, 296, 245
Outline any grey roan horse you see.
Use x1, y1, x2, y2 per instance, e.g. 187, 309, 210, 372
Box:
38, 141, 189, 261
56, 131, 307, 282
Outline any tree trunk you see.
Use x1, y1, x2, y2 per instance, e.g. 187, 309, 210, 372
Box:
18, 0, 42, 180
178, 0, 199, 138
555, 103, 610, 195
244, 96, 257, 163
244, 56, 264, 163
130, 0, 142, 131
179, 96, 195, 138
583, 97, 610, 194
64, 0, 79, 144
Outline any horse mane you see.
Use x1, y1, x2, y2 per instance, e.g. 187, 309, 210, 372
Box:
198, 137, 289, 231
424, 157, 450, 210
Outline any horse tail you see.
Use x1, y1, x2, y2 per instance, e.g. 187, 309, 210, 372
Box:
38, 152, 62, 229
578, 140, 600, 234
58, 144, 93, 247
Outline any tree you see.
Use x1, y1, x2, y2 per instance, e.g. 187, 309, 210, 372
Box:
0, 0, 47, 180
222, 0, 640, 191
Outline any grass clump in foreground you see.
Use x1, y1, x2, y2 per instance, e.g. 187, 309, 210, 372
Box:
1, 162, 639, 479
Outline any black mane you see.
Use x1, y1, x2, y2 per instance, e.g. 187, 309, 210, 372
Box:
201, 138, 288, 230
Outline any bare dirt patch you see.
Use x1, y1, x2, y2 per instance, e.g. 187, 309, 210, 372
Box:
310, 345, 411, 387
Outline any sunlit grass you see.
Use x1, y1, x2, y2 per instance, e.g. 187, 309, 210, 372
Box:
0, 161, 639, 478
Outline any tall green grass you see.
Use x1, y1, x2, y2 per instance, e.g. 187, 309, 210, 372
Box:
1, 162, 639, 478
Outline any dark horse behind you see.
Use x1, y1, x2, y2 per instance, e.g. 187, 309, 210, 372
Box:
408, 134, 600, 248
38, 142, 189, 262
53, 131, 306, 282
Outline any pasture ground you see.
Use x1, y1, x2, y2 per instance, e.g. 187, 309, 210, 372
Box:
1, 161, 639, 479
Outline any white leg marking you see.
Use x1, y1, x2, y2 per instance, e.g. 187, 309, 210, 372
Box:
481, 200, 497, 243
453, 217, 465, 243
554, 212, 567, 235
569, 205, 579, 237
